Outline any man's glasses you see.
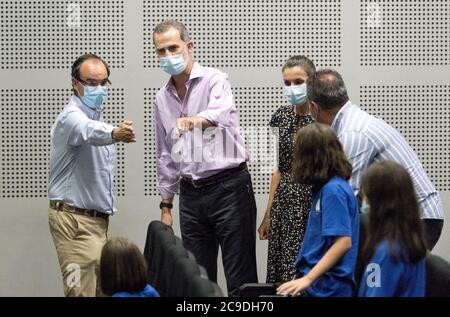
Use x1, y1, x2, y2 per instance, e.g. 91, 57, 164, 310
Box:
75, 77, 111, 88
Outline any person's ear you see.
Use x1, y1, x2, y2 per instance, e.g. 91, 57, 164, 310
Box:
71, 77, 82, 97
186, 41, 194, 54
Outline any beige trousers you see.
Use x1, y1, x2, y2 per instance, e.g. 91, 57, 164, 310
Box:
48, 207, 108, 297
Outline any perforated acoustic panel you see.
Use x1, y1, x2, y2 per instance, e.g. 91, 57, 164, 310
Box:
143, 88, 159, 196
1, 89, 68, 198
360, 85, 450, 191
0, 0, 125, 69
144, 0, 342, 68
0, 89, 126, 198
102, 89, 126, 197
233, 87, 284, 195
361, 0, 450, 66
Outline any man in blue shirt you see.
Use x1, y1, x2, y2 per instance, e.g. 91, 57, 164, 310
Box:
48, 54, 136, 297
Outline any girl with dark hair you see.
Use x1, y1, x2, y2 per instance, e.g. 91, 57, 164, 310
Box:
277, 123, 359, 297
358, 161, 427, 297
258, 55, 315, 283
100, 237, 160, 297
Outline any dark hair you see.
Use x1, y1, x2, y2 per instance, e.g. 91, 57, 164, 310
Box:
71, 54, 111, 81
361, 161, 427, 263
100, 237, 149, 296
153, 19, 190, 43
292, 123, 352, 186
282, 55, 316, 77
307, 69, 349, 110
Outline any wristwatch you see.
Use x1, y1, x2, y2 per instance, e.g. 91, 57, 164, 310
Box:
159, 201, 173, 209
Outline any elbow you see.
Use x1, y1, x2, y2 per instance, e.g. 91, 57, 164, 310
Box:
343, 237, 352, 251
338, 236, 352, 253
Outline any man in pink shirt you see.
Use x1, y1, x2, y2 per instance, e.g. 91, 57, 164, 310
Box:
152, 19, 258, 296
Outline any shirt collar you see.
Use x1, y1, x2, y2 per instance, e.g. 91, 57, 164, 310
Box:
331, 100, 353, 131
69, 95, 103, 120
165, 62, 204, 90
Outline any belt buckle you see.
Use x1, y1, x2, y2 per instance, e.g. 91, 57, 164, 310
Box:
183, 177, 198, 188
191, 179, 201, 188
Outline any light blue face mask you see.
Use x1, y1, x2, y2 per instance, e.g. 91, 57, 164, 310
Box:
361, 200, 370, 214
284, 83, 307, 105
159, 52, 187, 76
81, 85, 108, 109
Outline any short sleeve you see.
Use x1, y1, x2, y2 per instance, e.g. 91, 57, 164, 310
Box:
269, 107, 282, 128
321, 183, 352, 237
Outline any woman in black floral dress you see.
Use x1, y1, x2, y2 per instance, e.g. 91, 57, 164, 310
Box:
258, 56, 315, 283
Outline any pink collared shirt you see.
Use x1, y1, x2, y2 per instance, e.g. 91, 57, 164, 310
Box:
154, 62, 249, 199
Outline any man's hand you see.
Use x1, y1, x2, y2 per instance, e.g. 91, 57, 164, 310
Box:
113, 121, 136, 143
161, 207, 173, 226
176, 117, 195, 136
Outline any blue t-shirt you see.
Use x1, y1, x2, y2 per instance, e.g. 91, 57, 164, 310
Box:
112, 284, 160, 297
358, 241, 425, 297
294, 176, 360, 297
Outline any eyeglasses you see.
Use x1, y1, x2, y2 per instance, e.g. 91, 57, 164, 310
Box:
75, 77, 111, 88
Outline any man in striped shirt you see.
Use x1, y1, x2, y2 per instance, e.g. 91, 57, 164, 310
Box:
307, 69, 444, 250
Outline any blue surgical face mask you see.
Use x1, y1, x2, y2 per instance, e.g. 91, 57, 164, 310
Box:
159, 51, 187, 76
284, 83, 307, 105
81, 85, 108, 109
361, 200, 370, 214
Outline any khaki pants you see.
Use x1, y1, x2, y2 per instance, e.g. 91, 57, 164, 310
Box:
48, 207, 108, 297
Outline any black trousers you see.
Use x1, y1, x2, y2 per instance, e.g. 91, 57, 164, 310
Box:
423, 219, 444, 251
179, 169, 258, 297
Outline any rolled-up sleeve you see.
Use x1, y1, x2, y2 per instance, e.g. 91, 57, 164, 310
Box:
196, 73, 235, 128
62, 109, 115, 146
155, 104, 180, 199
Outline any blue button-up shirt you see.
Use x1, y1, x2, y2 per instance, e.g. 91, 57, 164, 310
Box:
48, 95, 117, 215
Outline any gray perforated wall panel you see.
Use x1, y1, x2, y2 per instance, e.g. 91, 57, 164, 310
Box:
0, 0, 448, 296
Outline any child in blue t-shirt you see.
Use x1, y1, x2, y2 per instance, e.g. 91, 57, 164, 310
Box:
358, 161, 428, 297
277, 123, 360, 297
100, 237, 160, 297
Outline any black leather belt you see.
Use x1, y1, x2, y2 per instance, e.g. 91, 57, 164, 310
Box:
50, 201, 109, 219
182, 162, 248, 188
